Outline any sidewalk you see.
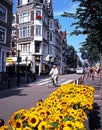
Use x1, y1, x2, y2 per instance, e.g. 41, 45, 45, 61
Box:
83, 77, 102, 130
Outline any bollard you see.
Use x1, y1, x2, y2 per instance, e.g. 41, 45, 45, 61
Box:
75, 80, 77, 84
78, 78, 81, 84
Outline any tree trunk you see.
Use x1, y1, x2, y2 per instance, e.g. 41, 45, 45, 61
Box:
100, 52, 102, 99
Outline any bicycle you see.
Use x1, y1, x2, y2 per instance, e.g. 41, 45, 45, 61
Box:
47, 77, 58, 88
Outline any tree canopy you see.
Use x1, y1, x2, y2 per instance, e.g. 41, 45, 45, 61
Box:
61, 0, 102, 63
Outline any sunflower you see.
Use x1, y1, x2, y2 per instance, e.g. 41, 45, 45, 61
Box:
0, 125, 9, 130
38, 121, 47, 130
63, 126, 72, 130
64, 120, 74, 128
54, 114, 64, 123
15, 119, 23, 129
75, 121, 85, 129
28, 114, 39, 128
36, 101, 43, 107
38, 109, 46, 121
45, 109, 51, 117
23, 126, 32, 130
21, 113, 29, 122
29, 107, 35, 112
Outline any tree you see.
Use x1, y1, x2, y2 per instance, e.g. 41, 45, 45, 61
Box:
61, 0, 102, 99
66, 45, 78, 68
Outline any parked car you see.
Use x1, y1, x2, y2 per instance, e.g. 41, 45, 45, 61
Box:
76, 67, 83, 74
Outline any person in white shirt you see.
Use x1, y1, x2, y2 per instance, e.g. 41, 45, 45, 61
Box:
49, 64, 59, 86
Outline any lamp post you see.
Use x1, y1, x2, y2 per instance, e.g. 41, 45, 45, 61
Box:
17, 50, 20, 86
25, 56, 29, 83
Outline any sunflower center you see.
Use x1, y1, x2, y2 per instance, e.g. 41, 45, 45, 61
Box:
41, 125, 45, 130
31, 118, 36, 123
22, 115, 26, 119
16, 122, 21, 128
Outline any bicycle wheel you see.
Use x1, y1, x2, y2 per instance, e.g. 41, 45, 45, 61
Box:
48, 78, 54, 88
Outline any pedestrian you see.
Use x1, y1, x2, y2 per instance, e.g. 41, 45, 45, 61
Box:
49, 64, 59, 87
29, 61, 36, 81
85, 67, 89, 80
82, 66, 86, 81
89, 66, 94, 80
93, 66, 98, 77
0, 119, 5, 127
97, 66, 101, 78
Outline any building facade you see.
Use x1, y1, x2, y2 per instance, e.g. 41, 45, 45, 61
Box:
10, 0, 63, 75
61, 31, 68, 74
0, 0, 12, 82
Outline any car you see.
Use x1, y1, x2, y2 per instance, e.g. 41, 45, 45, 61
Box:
76, 67, 84, 74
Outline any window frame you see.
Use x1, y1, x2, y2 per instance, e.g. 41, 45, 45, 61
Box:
0, 26, 6, 44
19, 43, 31, 52
19, 26, 30, 38
19, 12, 30, 23
35, 41, 40, 53
35, 25, 41, 36
36, 10, 42, 19
0, 4, 7, 22
49, 32, 53, 41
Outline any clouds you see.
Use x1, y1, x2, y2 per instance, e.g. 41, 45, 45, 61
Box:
53, 1, 79, 16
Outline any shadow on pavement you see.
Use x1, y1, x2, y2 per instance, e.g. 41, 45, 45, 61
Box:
0, 88, 27, 99
89, 102, 101, 130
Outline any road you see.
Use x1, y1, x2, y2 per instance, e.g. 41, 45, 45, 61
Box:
0, 74, 84, 124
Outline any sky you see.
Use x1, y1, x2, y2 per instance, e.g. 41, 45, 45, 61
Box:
13, 0, 86, 57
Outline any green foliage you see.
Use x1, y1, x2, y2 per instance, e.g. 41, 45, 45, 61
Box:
61, 0, 102, 63
49, 122, 59, 128
63, 116, 75, 122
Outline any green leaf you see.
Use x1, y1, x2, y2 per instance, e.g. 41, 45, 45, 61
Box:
49, 122, 59, 128
14, 113, 22, 120
63, 116, 75, 122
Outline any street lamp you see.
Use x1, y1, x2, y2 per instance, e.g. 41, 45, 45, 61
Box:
17, 50, 21, 86
25, 56, 29, 83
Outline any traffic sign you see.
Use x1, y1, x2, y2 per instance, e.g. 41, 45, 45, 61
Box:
81, 52, 88, 60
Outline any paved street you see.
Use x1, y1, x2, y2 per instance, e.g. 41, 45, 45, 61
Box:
0, 74, 102, 130
0, 74, 78, 123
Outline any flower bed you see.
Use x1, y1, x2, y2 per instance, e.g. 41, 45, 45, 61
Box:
0, 84, 95, 130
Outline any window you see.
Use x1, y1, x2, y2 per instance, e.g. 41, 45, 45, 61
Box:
12, 30, 16, 36
35, 25, 41, 36
0, 27, 6, 43
49, 32, 52, 41
12, 15, 16, 24
20, 12, 30, 23
35, 41, 40, 53
36, 10, 42, 19
49, 20, 53, 28
19, 43, 30, 52
19, 26, 30, 38
0, 5, 7, 22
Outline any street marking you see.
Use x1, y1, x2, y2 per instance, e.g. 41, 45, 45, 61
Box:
36, 78, 73, 86
61, 80, 73, 85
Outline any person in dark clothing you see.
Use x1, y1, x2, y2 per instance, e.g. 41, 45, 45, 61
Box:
0, 119, 5, 127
